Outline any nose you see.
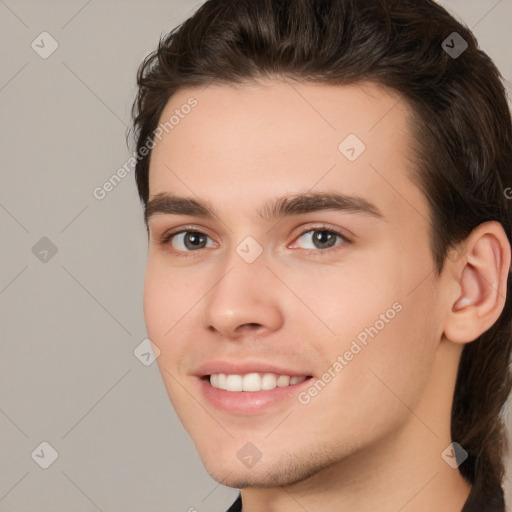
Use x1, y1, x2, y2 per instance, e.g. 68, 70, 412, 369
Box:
202, 249, 285, 340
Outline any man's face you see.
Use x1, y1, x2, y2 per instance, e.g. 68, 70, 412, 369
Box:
144, 80, 448, 487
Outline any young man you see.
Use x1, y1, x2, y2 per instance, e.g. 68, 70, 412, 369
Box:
129, 0, 512, 510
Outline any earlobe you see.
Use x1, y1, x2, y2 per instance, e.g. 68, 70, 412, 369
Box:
443, 222, 511, 344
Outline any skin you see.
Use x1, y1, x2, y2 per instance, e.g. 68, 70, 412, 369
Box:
142, 79, 510, 512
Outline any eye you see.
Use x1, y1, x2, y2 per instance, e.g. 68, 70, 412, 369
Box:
292, 227, 349, 252
164, 230, 216, 253
158, 225, 350, 257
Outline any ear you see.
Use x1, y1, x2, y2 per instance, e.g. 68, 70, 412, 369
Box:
443, 221, 511, 344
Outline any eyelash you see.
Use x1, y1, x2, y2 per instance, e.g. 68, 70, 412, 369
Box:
158, 225, 351, 258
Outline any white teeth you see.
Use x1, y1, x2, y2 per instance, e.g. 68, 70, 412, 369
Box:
242, 373, 261, 392
261, 373, 277, 390
276, 375, 290, 387
225, 374, 243, 392
209, 372, 308, 392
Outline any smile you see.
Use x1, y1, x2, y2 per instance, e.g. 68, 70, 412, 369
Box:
209, 372, 310, 392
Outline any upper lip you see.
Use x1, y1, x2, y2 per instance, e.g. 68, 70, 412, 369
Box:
195, 361, 313, 378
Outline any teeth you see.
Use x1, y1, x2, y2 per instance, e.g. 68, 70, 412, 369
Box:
225, 374, 243, 391
209, 373, 308, 392
242, 373, 261, 392
276, 375, 290, 387
261, 373, 277, 390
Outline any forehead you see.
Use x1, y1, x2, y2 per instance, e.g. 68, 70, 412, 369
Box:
148, 79, 427, 226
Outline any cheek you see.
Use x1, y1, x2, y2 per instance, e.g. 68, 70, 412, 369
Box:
283, 258, 399, 344
326, 294, 436, 424
292, 260, 438, 418
142, 261, 168, 339
295, 311, 435, 449
142, 257, 199, 338
143, 262, 195, 413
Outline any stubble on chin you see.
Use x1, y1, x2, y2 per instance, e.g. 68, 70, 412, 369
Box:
206, 449, 345, 490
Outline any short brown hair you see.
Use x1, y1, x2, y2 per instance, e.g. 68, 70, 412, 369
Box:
130, 0, 512, 503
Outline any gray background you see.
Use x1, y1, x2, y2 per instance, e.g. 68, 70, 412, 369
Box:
0, 1, 511, 511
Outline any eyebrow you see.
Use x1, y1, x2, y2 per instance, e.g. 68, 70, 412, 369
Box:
144, 191, 385, 226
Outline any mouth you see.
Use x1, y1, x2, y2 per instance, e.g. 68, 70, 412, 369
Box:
194, 361, 315, 415
204, 372, 313, 392
197, 371, 314, 415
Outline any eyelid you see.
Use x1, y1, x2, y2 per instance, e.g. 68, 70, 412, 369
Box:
292, 223, 353, 244
157, 223, 352, 257
157, 224, 214, 243
156, 227, 217, 259
288, 225, 352, 254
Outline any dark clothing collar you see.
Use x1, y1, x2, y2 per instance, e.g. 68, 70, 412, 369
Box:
225, 483, 505, 512
225, 494, 242, 512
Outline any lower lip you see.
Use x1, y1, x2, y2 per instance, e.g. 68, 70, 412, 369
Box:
198, 377, 314, 415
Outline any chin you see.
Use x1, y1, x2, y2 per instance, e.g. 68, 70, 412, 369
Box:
200, 449, 341, 489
